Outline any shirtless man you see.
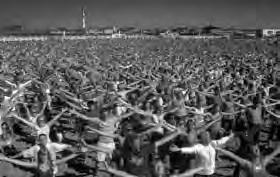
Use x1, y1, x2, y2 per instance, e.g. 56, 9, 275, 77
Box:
11, 108, 68, 142
0, 134, 82, 177
217, 144, 280, 177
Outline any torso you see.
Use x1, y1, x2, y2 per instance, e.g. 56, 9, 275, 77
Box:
37, 148, 53, 177
98, 116, 118, 144
248, 106, 263, 125
195, 144, 216, 175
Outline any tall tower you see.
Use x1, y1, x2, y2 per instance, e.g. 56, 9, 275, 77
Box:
82, 7, 86, 30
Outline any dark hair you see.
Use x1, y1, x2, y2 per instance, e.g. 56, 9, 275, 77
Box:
87, 101, 95, 107
38, 134, 47, 139
1, 122, 8, 127
199, 131, 211, 146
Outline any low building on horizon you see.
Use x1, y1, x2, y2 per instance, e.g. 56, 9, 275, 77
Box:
262, 29, 280, 37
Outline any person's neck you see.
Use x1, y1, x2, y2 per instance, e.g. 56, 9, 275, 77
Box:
40, 145, 47, 151
253, 156, 262, 165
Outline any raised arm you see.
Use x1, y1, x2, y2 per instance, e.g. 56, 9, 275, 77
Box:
11, 114, 39, 130
184, 105, 199, 112
264, 145, 280, 167
123, 103, 153, 117
164, 107, 179, 115
101, 167, 138, 177
265, 109, 280, 119
0, 155, 36, 168
118, 112, 135, 120
216, 148, 251, 168
204, 104, 214, 110
4, 80, 17, 88
0, 86, 8, 92
55, 153, 80, 165
10, 80, 32, 99
211, 133, 234, 147
47, 108, 68, 127
155, 130, 185, 148
116, 87, 139, 99
22, 103, 32, 119
127, 80, 142, 87
179, 145, 198, 154
81, 139, 112, 153
221, 110, 244, 116
199, 117, 222, 133
263, 101, 280, 108
233, 101, 248, 109
70, 109, 104, 124
63, 100, 84, 111
195, 90, 215, 98
86, 126, 117, 138
137, 88, 154, 102
37, 102, 47, 118
221, 90, 235, 96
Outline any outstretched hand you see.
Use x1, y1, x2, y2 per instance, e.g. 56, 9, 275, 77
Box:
0, 153, 7, 160
170, 144, 180, 152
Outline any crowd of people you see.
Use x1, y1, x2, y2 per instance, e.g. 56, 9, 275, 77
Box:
0, 38, 279, 177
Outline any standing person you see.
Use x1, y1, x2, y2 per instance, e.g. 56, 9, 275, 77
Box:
170, 131, 234, 177
35, 134, 56, 177
0, 122, 14, 153
70, 105, 133, 176
217, 144, 280, 177
0, 134, 83, 177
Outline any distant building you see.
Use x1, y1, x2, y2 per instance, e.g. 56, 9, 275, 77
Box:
211, 28, 232, 38
49, 28, 66, 35
88, 29, 100, 35
160, 30, 179, 39
243, 29, 257, 37
112, 32, 126, 38
263, 29, 280, 37
99, 27, 115, 35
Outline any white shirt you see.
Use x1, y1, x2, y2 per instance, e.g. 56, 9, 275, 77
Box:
22, 142, 70, 158
180, 136, 231, 175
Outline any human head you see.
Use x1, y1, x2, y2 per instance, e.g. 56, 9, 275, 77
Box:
87, 101, 96, 110
38, 134, 48, 147
100, 106, 114, 120
199, 131, 211, 146
1, 122, 9, 132
0, 92, 4, 102
37, 115, 47, 127
144, 101, 152, 111
186, 119, 196, 132
30, 104, 40, 115
128, 133, 141, 152
1, 122, 8, 128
